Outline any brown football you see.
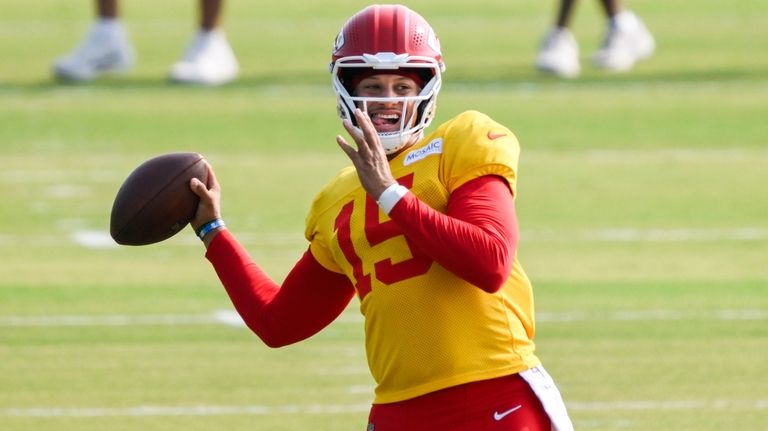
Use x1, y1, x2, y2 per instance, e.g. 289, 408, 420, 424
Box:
110, 152, 208, 246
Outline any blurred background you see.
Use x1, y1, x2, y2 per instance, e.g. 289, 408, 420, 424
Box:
1, 1, 767, 430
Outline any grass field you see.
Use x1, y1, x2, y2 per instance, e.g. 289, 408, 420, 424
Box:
2, 1, 767, 430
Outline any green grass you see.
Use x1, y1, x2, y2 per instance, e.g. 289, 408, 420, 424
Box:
2, 1, 767, 430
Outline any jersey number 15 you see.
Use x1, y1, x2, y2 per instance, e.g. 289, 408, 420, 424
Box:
333, 174, 432, 299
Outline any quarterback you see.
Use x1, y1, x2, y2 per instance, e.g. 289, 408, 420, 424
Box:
190, 4, 574, 430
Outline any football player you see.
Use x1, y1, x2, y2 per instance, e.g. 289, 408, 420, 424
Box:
191, 4, 574, 430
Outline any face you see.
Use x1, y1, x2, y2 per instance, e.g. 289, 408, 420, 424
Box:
353, 74, 421, 135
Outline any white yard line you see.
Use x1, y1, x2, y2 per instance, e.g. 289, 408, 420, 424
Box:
536, 308, 768, 322
0, 403, 371, 418
1, 226, 766, 251
0, 313, 222, 327
2, 308, 767, 328
568, 399, 768, 411
2, 399, 766, 418
521, 227, 768, 242
71, 229, 119, 249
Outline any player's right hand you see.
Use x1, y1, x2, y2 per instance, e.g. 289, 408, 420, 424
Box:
189, 161, 222, 234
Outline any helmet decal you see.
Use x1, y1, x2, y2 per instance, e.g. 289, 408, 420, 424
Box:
332, 31, 345, 55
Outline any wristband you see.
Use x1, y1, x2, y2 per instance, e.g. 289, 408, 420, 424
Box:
376, 183, 409, 215
196, 218, 225, 240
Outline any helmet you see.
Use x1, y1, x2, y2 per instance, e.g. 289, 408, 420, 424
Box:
330, 4, 446, 155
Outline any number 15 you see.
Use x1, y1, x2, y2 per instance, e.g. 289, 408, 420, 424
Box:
333, 174, 432, 299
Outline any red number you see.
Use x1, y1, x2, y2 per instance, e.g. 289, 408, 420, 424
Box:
334, 201, 372, 299
334, 174, 432, 299
364, 174, 432, 284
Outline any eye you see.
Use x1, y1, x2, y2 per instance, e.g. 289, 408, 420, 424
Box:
357, 82, 382, 95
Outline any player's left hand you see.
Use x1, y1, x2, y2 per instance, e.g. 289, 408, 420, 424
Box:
336, 108, 396, 199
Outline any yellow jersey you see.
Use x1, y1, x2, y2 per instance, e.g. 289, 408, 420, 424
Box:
305, 110, 541, 404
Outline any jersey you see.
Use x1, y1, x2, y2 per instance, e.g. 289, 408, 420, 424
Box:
305, 110, 541, 404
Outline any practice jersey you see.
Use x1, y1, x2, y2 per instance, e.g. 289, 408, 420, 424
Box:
305, 110, 541, 404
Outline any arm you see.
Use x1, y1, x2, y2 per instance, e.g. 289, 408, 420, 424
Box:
189, 162, 355, 348
389, 175, 517, 293
206, 231, 356, 347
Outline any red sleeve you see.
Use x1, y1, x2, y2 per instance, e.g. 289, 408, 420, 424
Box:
205, 230, 356, 347
387, 175, 518, 293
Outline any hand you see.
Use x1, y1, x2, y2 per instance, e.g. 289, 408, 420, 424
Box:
336, 108, 396, 199
189, 161, 222, 232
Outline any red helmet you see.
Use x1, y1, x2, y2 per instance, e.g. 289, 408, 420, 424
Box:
330, 4, 446, 154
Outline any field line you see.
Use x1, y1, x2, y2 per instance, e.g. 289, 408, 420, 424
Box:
568, 399, 768, 411
2, 308, 767, 328
536, 309, 768, 322
3, 226, 767, 251
0, 403, 371, 418
521, 227, 768, 242
3, 399, 766, 418
0, 313, 223, 327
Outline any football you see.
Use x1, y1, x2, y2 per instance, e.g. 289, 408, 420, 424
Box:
110, 152, 208, 246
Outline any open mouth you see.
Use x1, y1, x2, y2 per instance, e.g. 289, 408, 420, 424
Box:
370, 111, 401, 131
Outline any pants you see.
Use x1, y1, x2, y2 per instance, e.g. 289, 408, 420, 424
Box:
367, 372, 558, 431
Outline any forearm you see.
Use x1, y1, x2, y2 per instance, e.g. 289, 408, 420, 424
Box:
206, 230, 355, 346
387, 176, 518, 293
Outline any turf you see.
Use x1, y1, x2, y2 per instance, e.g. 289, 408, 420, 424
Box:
1, 1, 767, 430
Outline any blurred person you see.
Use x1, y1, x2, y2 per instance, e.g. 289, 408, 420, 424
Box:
52, 0, 238, 85
189, 4, 574, 430
536, 0, 655, 78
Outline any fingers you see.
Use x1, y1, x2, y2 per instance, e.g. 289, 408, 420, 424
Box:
341, 118, 359, 137
338, 117, 365, 165
353, 109, 381, 157
336, 110, 396, 200
189, 177, 208, 198
190, 161, 220, 196
353, 108, 379, 145
338, 109, 389, 171
336, 134, 357, 159
341, 117, 366, 155
340, 109, 382, 158
204, 162, 220, 191
189, 161, 222, 230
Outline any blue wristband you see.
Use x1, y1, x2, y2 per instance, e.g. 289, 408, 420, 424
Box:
196, 219, 225, 239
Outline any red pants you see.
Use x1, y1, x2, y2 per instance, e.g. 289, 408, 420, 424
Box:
367, 374, 551, 431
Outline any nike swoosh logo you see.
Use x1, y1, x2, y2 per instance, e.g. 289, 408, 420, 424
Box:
493, 405, 522, 421
487, 131, 507, 140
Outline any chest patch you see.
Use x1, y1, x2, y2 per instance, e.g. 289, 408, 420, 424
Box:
403, 138, 443, 166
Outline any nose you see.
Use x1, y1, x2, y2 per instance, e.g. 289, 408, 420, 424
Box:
372, 85, 404, 109
380, 84, 398, 98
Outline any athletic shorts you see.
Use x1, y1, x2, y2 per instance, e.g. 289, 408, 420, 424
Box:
366, 371, 562, 431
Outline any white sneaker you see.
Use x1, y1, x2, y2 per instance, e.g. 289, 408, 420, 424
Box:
52, 20, 135, 81
591, 11, 655, 72
536, 27, 580, 79
169, 30, 239, 86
